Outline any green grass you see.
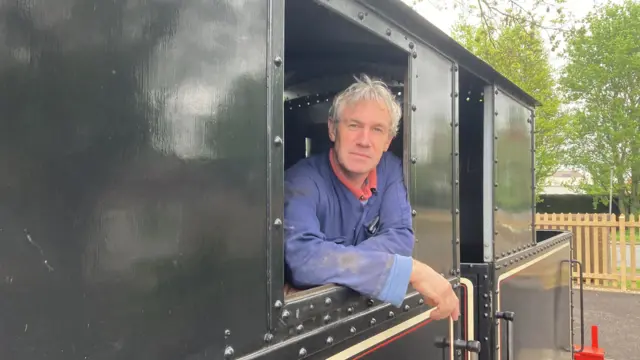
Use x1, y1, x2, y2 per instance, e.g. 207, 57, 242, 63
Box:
615, 228, 639, 243
580, 266, 640, 290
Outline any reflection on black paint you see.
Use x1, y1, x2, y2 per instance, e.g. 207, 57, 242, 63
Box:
0, 1, 269, 359
411, 46, 454, 276
494, 92, 534, 256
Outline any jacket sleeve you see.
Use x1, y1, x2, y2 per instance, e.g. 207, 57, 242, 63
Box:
284, 174, 413, 307
356, 157, 414, 257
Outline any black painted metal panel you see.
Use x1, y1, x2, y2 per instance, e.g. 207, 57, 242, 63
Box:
461, 263, 495, 360
0, 1, 271, 359
350, 318, 451, 360
495, 236, 573, 360
410, 44, 456, 277
493, 89, 535, 258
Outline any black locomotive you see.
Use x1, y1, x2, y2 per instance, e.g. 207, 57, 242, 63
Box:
0, 0, 580, 359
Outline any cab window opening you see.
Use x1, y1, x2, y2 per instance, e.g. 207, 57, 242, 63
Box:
281, 0, 409, 302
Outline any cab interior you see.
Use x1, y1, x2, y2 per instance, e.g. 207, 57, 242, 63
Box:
283, 0, 408, 171
282, 0, 491, 299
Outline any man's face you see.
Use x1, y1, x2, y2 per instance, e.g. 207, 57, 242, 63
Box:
328, 99, 394, 177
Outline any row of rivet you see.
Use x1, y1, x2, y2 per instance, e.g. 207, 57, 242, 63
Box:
286, 296, 424, 359
495, 236, 569, 269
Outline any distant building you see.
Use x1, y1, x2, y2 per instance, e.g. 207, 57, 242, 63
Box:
540, 169, 591, 195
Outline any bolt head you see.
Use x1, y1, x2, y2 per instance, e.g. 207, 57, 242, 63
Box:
224, 346, 234, 358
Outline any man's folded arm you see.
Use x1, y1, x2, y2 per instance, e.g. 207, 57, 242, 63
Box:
284, 175, 412, 307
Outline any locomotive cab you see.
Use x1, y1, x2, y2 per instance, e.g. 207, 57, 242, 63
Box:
0, 0, 576, 359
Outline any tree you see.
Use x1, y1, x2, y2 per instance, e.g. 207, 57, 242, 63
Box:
451, 20, 566, 201
408, 0, 569, 52
560, 0, 640, 215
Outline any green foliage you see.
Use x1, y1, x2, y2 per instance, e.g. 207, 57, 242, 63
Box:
560, 0, 640, 214
409, 0, 569, 52
451, 19, 566, 202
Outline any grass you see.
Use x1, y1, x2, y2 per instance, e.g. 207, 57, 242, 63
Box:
615, 228, 639, 243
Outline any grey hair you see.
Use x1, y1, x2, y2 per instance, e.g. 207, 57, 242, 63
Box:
328, 74, 402, 137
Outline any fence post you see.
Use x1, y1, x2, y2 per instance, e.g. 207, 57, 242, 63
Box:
620, 214, 627, 291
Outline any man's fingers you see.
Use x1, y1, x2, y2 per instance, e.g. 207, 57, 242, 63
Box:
430, 307, 447, 320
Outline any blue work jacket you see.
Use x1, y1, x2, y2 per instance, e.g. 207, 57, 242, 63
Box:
283, 150, 414, 307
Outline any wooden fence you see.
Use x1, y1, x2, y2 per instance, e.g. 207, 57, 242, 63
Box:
535, 213, 640, 291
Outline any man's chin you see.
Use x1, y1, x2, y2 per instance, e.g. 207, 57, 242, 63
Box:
344, 163, 374, 176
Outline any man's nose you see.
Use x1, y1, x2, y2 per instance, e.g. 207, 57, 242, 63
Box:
355, 128, 372, 147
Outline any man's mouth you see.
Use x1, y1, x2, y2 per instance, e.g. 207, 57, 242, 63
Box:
350, 152, 371, 159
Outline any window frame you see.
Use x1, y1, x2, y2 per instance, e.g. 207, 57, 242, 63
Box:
266, 0, 423, 332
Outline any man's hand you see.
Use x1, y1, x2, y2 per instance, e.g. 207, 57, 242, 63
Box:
409, 259, 460, 321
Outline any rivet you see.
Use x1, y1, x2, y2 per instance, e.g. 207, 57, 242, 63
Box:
282, 310, 290, 320
273, 218, 282, 227
326, 336, 334, 345
347, 307, 354, 314
367, 298, 374, 306
494, 182, 498, 187
225, 329, 231, 337
412, 209, 417, 217
350, 326, 356, 334
483, 275, 488, 279
412, 51, 417, 59
454, 65, 459, 71
296, 324, 304, 333
411, 156, 417, 164
388, 311, 395, 318
264, 333, 273, 343
386, 28, 392, 36
404, 304, 410, 311
455, 180, 459, 185
455, 238, 460, 244
274, 300, 283, 309
450, 269, 457, 276
494, 207, 498, 211
409, 42, 415, 49
501, 252, 506, 256
495, 111, 499, 116
495, 90, 499, 95
484, 337, 489, 341
357, 12, 365, 20
483, 313, 488, 318
418, 298, 424, 305
224, 346, 234, 358
299, 348, 307, 357
454, 92, 459, 98
273, 56, 283, 67
370, 318, 377, 326
455, 209, 459, 214
273, 136, 283, 146
325, 297, 332, 306
483, 293, 488, 299
323, 314, 331, 323
411, 104, 417, 111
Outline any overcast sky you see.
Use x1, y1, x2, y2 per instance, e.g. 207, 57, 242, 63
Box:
402, 0, 625, 72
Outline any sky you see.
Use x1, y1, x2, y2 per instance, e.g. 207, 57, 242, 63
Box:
401, 0, 624, 72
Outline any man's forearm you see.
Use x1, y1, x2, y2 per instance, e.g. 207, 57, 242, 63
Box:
286, 237, 413, 306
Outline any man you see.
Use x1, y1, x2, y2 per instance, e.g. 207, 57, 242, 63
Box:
283, 75, 459, 321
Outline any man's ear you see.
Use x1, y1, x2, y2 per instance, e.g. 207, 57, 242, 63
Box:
328, 118, 336, 142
